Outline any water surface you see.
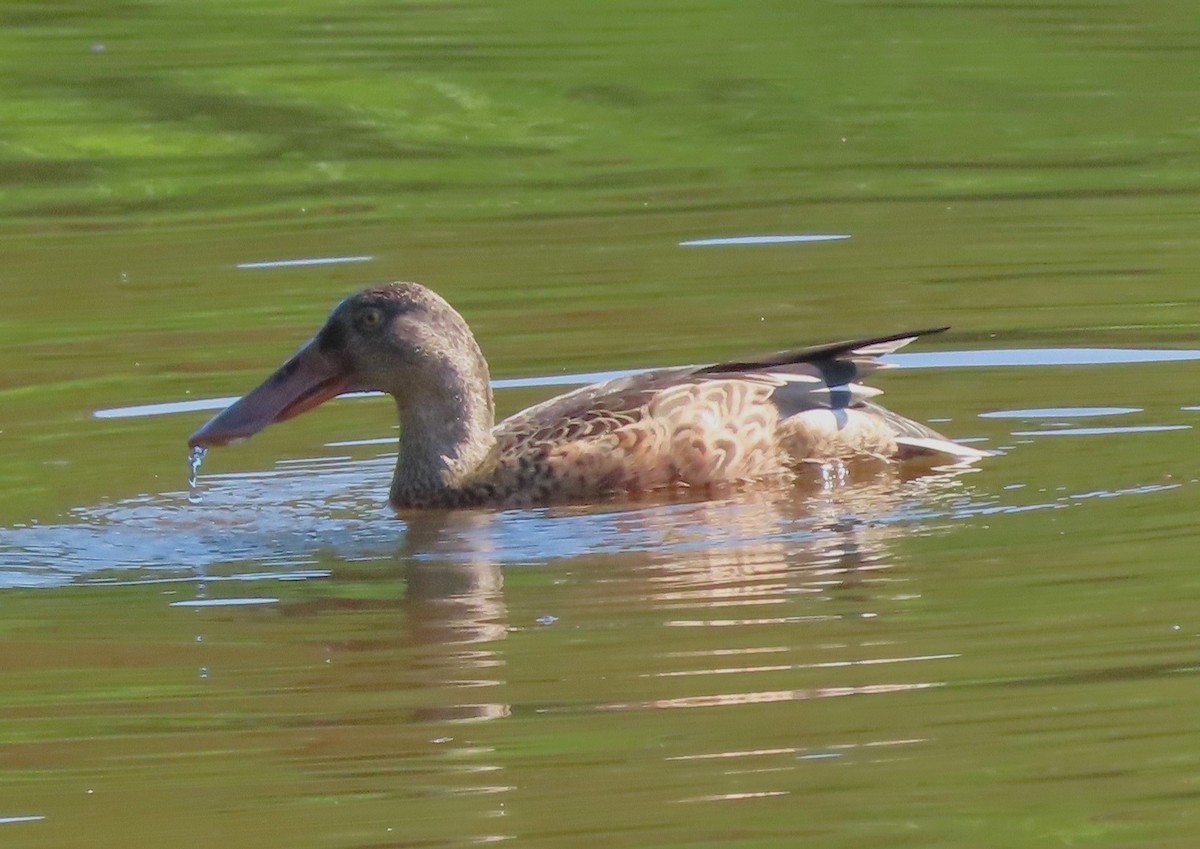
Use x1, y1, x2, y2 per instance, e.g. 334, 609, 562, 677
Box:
4, 2, 1200, 847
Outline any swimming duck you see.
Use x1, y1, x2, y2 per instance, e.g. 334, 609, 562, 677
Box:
189, 282, 988, 509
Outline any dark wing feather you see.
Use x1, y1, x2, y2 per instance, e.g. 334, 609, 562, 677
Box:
695, 326, 948, 376
695, 327, 948, 417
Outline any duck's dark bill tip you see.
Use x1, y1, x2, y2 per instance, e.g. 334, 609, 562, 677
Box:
186, 339, 350, 450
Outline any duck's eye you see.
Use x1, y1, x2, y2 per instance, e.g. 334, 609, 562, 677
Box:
358, 307, 385, 331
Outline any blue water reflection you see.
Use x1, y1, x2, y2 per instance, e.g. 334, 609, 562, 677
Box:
92, 345, 1200, 421
236, 255, 374, 269
679, 235, 851, 246
979, 406, 1141, 419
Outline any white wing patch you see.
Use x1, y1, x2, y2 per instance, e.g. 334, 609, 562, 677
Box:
895, 436, 993, 462
849, 334, 923, 357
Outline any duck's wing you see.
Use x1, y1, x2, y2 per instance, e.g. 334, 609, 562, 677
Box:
492, 365, 697, 448
693, 326, 988, 462
492, 327, 971, 457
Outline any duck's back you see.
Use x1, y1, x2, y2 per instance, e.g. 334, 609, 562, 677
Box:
458, 329, 986, 506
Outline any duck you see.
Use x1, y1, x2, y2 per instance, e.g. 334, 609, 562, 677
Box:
188, 282, 989, 509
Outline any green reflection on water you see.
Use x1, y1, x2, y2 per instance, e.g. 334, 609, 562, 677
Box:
4, 1, 1200, 228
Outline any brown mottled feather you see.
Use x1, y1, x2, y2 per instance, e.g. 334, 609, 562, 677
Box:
454, 327, 987, 508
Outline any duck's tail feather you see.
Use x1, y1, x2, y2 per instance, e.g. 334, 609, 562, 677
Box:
865, 401, 994, 462
895, 435, 994, 462
695, 327, 949, 376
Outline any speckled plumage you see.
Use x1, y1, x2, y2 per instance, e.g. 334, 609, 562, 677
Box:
189, 282, 989, 510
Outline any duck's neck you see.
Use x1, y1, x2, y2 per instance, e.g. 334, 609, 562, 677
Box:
389, 365, 496, 509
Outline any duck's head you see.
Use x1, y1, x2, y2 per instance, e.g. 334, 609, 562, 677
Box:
188, 282, 492, 449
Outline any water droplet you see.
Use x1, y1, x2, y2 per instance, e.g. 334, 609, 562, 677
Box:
187, 445, 207, 504
819, 460, 848, 489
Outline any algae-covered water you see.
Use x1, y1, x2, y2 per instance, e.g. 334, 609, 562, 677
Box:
4, 2, 1200, 847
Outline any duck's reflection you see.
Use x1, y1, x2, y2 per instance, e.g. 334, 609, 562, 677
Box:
537, 462, 978, 612
281, 464, 977, 839
390, 461, 977, 649
297, 462, 977, 732
401, 511, 507, 647
394, 510, 511, 723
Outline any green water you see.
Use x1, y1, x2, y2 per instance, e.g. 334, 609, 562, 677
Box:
5, 1, 1200, 846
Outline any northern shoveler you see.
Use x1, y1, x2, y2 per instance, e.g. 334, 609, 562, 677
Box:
189, 282, 988, 509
